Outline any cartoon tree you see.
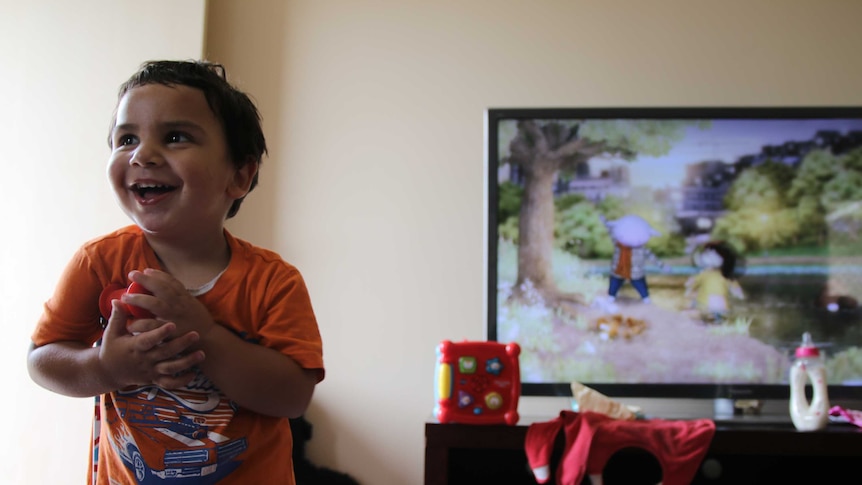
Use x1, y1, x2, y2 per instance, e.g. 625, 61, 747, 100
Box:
714, 162, 800, 251
788, 149, 839, 203
501, 118, 697, 304
787, 149, 842, 245
821, 147, 862, 210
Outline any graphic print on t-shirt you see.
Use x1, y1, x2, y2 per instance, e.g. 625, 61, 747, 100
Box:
104, 370, 247, 484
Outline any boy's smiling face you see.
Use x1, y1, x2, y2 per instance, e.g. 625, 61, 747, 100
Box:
108, 84, 252, 239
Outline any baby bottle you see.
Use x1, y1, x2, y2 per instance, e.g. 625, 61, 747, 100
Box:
789, 332, 829, 431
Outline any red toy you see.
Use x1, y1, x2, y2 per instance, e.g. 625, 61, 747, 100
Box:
434, 340, 521, 425
99, 281, 154, 320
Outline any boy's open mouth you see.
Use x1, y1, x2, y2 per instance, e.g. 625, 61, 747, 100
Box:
131, 183, 177, 201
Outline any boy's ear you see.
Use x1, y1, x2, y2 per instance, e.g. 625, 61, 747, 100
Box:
228, 158, 259, 199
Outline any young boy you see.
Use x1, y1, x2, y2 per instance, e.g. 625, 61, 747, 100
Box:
27, 60, 325, 484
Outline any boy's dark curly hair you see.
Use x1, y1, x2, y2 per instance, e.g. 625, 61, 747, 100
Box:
110, 60, 267, 218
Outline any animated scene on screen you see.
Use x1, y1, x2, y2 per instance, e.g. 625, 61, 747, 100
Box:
494, 117, 862, 387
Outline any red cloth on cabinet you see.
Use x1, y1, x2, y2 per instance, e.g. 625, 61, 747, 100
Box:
525, 410, 715, 485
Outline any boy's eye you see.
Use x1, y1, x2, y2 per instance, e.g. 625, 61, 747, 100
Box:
166, 132, 191, 144
117, 134, 137, 147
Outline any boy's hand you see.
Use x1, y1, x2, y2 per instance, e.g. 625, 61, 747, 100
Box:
122, 269, 218, 341
99, 300, 205, 390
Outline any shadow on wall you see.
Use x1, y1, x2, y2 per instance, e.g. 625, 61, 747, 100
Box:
206, 0, 285, 249
291, 415, 361, 485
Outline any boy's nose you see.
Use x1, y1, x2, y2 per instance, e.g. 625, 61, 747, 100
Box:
129, 145, 164, 166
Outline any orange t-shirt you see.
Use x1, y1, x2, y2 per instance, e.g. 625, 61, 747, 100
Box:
31, 226, 325, 485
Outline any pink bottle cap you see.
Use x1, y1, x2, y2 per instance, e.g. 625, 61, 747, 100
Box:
795, 332, 820, 358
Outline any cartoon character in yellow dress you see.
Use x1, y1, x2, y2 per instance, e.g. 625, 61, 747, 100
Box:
685, 241, 745, 323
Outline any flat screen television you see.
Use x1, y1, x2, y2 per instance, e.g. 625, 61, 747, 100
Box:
485, 107, 862, 406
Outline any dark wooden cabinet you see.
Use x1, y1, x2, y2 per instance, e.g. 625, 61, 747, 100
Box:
425, 418, 862, 484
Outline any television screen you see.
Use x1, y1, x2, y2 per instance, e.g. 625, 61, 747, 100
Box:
486, 107, 862, 400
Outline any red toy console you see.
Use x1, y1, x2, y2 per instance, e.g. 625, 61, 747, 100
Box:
434, 340, 521, 425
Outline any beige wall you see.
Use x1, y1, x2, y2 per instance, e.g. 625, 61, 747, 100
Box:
1, 1, 206, 483
6, 0, 862, 484
207, 1, 862, 484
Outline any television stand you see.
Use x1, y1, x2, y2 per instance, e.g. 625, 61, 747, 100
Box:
425, 417, 862, 484
708, 398, 793, 424
713, 397, 737, 419
625, 397, 794, 424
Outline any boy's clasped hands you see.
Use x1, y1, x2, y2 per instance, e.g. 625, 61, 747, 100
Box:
99, 268, 212, 390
